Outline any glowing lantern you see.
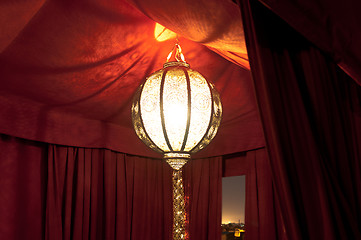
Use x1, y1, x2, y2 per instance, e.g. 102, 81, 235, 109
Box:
132, 43, 222, 170
131, 41, 222, 240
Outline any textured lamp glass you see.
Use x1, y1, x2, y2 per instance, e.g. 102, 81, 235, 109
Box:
132, 61, 222, 169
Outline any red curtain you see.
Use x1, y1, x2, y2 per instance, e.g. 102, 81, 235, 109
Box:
259, 0, 361, 84
183, 157, 222, 240
0, 134, 226, 240
240, 1, 361, 239
223, 148, 287, 240
0, 135, 175, 240
45, 145, 173, 240
0, 134, 47, 240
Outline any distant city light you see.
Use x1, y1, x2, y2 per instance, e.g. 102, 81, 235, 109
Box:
222, 175, 245, 224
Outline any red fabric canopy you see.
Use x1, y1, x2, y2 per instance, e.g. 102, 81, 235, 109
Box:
1, 1, 360, 240
1, 0, 360, 157
0, 0, 263, 158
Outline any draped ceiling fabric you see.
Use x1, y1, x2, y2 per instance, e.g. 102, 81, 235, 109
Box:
0, 0, 264, 160
1, 0, 361, 158
1, 0, 361, 240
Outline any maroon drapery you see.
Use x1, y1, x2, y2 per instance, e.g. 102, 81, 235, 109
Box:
0, 134, 175, 240
240, 1, 361, 239
223, 148, 287, 240
0, 134, 47, 240
0, 134, 227, 240
259, 0, 361, 84
183, 157, 222, 240
45, 145, 173, 240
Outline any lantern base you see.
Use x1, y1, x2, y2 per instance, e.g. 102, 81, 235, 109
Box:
164, 153, 190, 170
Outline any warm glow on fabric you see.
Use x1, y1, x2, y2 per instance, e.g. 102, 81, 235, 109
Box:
154, 23, 177, 42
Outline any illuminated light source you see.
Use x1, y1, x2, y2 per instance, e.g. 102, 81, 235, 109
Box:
131, 39, 222, 240
154, 23, 177, 42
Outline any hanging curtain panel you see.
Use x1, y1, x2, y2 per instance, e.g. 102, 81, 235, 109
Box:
240, 1, 361, 239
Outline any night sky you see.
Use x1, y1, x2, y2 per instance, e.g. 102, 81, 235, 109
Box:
222, 175, 246, 224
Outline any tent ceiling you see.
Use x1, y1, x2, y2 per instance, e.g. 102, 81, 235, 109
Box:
0, 0, 264, 158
